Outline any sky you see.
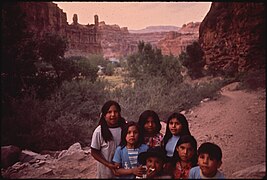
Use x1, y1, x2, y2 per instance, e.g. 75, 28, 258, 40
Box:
54, 2, 212, 30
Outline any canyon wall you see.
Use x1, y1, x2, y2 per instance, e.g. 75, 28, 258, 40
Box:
8, 2, 197, 59
158, 22, 200, 56
14, 2, 102, 57
199, 2, 266, 74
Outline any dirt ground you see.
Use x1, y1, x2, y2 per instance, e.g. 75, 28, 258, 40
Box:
185, 85, 266, 178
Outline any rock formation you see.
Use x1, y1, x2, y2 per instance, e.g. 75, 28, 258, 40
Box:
5, 2, 201, 59
12, 2, 102, 57
158, 22, 200, 56
199, 2, 266, 75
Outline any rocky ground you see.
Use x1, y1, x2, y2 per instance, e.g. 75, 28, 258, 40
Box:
2, 82, 266, 179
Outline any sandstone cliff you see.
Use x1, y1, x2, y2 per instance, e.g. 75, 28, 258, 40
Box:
12, 2, 102, 57
199, 2, 266, 75
157, 22, 200, 56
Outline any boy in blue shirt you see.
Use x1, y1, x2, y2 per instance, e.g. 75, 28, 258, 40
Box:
189, 142, 225, 179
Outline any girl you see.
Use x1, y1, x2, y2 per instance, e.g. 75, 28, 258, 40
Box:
172, 135, 198, 179
112, 121, 149, 179
138, 110, 164, 148
90, 100, 126, 179
162, 112, 191, 175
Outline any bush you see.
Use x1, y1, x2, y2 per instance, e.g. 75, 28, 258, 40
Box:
109, 76, 226, 121
1, 79, 109, 152
236, 69, 266, 90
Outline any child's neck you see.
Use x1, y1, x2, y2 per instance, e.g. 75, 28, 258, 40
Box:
179, 160, 191, 168
126, 143, 136, 149
144, 132, 156, 137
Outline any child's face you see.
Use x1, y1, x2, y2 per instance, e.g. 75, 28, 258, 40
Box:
105, 105, 119, 127
126, 125, 139, 146
144, 117, 156, 134
145, 156, 163, 176
176, 142, 195, 162
168, 118, 182, 135
198, 153, 222, 177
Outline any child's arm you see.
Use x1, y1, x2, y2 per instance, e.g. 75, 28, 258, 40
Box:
91, 147, 119, 170
114, 164, 146, 177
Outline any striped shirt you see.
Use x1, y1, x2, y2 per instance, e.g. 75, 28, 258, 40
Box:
128, 148, 139, 168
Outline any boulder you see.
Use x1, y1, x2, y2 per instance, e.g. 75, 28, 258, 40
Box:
1, 145, 21, 169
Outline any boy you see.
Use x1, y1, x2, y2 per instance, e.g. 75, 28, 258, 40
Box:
138, 146, 172, 179
189, 142, 225, 179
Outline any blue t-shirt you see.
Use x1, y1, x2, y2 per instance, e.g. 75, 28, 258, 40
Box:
113, 144, 149, 179
189, 166, 225, 179
165, 135, 180, 157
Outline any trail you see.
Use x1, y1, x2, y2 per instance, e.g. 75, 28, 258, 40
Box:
186, 88, 266, 178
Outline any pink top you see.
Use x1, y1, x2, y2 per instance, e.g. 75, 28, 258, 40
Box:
144, 133, 164, 147
173, 161, 193, 179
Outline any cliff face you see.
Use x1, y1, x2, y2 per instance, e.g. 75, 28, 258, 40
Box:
7, 2, 200, 59
15, 2, 102, 57
158, 22, 200, 56
18, 2, 68, 36
199, 2, 266, 74
97, 21, 136, 59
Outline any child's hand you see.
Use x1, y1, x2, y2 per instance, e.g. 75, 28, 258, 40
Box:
107, 163, 119, 171
132, 166, 147, 177
108, 163, 120, 176
146, 167, 156, 178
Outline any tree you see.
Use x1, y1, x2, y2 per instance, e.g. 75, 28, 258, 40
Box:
126, 42, 182, 83
181, 41, 204, 79
1, 2, 39, 98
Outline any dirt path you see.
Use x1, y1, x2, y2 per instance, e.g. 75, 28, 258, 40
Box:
186, 88, 266, 178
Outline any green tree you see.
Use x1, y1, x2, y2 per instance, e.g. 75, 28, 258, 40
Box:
181, 41, 204, 79
1, 2, 39, 98
127, 42, 182, 83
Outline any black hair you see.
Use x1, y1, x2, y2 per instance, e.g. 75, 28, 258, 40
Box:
119, 121, 144, 149
98, 100, 126, 142
172, 135, 198, 167
138, 110, 162, 135
198, 142, 222, 161
163, 113, 191, 147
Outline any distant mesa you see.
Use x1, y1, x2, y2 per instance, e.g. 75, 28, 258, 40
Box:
129, 26, 180, 34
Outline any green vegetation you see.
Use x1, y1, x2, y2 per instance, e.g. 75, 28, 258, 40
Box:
3, 7, 261, 152
179, 41, 204, 79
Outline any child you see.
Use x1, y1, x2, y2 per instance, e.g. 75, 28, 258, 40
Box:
162, 112, 191, 175
189, 142, 225, 179
112, 121, 149, 179
138, 146, 172, 179
138, 110, 164, 148
90, 100, 126, 179
172, 135, 198, 179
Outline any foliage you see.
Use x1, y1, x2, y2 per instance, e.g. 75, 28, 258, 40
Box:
1, 2, 39, 98
236, 69, 266, 90
126, 41, 183, 83
1, 80, 109, 151
180, 41, 205, 79
63, 56, 99, 82
109, 76, 226, 122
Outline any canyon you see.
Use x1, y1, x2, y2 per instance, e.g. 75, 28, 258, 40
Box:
2, 2, 265, 75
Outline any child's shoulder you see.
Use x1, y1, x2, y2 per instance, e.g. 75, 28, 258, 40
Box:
139, 144, 149, 150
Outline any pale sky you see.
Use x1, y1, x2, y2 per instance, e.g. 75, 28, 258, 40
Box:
54, 2, 212, 30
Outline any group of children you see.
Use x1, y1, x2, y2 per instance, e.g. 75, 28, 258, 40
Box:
91, 100, 225, 179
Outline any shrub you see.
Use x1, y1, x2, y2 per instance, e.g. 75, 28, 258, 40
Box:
109, 76, 226, 122
236, 69, 266, 90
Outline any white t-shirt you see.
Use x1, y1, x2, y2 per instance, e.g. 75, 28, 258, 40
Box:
91, 125, 122, 178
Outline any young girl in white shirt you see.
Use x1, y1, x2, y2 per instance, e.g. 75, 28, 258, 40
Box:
90, 100, 126, 179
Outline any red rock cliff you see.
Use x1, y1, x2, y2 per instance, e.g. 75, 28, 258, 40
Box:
199, 2, 266, 74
